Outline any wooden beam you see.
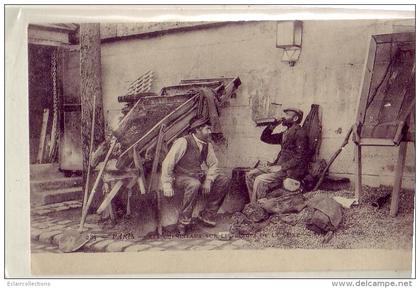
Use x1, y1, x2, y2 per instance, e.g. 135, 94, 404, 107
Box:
80, 23, 105, 182
96, 180, 124, 214
78, 136, 117, 231
141, 105, 197, 154
37, 108, 50, 163
390, 141, 408, 217
373, 32, 415, 44
359, 138, 396, 146
149, 124, 166, 236
119, 95, 198, 157
160, 82, 220, 96
354, 144, 362, 204
355, 36, 377, 125
100, 22, 235, 44
180, 77, 234, 85
133, 147, 147, 195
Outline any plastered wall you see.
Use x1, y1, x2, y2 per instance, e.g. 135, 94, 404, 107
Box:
100, 19, 415, 189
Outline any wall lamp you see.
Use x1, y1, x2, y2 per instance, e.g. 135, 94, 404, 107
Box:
276, 20, 303, 67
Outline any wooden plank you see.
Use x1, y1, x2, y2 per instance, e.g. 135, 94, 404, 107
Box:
117, 92, 158, 103
100, 182, 111, 219
390, 141, 408, 217
80, 23, 105, 184
376, 51, 415, 125
358, 33, 415, 141
355, 36, 377, 125
359, 138, 397, 146
133, 147, 147, 195
102, 171, 137, 183
361, 42, 394, 135
28, 27, 70, 46
119, 95, 199, 157
148, 124, 166, 194
108, 203, 115, 222
354, 144, 362, 204
139, 94, 192, 108
149, 124, 166, 236
141, 105, 197, 154
117, 93, 195, 120
96, 180, 124, 214
180, 78, 232, 85
115, 94, 197, 151
79, 139, 117, 231
394, 98, 416, 144
126, 176, 138, 189
144, 123, 191, 161
373, 32, 415, 44
160, 82, 220, 96
37, 108, 50, 163
126, 188, 132, 216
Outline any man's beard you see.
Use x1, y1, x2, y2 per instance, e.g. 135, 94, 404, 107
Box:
196, 132, 210, 142
282, 119, 294, 127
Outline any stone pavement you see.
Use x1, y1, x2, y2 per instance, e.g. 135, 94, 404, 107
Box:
31, 200, 83, 216
31, 202, 252, 253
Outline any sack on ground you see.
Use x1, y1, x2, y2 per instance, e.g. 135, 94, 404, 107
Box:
258, 189, 307, 214
305, 196, 343, 234
242, 203, 269, 223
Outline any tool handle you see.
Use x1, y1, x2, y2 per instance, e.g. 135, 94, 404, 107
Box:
79, 138, 117, 232
149, 124, 166, 236
313, 126, 354, 191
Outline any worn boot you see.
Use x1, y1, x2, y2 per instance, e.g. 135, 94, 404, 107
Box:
198, 211, 216, 227
177, 223, 187, 236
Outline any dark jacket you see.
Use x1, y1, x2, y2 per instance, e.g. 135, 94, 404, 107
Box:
261, 123, 309, 180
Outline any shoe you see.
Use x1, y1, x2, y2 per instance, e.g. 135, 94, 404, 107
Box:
177, 223, 187, 236
198, 213, 216, 227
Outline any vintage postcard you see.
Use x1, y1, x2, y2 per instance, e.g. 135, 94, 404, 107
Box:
5, 5, 416, 278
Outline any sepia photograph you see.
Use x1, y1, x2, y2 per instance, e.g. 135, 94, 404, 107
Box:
4, 4, 416, 278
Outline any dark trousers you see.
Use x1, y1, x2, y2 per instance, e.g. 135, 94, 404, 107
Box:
174, 174, 229, 225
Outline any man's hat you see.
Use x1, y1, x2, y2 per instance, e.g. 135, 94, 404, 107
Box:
283, 107, 304, 124
189, 117, 211, 130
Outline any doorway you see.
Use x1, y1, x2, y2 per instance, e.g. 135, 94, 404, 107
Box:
28, 44, 60, 164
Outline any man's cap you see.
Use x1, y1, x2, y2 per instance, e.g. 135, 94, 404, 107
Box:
283, 107, 304, 123
189, 117, 211, 130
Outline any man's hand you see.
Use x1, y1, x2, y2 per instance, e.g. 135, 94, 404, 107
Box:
202, 180, 212, 195
267, 117, 283, 130
268, 165, 282, 173
163, 186, 175, 198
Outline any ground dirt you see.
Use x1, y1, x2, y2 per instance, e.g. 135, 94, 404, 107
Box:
50, 185, 414, 250
246, 186, 414, 249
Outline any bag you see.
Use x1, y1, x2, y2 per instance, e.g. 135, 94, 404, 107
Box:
305, 196, 343, 234
242, 203, 269, 223
258, 189, 307, 214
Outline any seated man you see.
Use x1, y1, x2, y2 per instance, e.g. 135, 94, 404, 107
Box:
246, 107, 309, 202
160, 117, 230, 235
